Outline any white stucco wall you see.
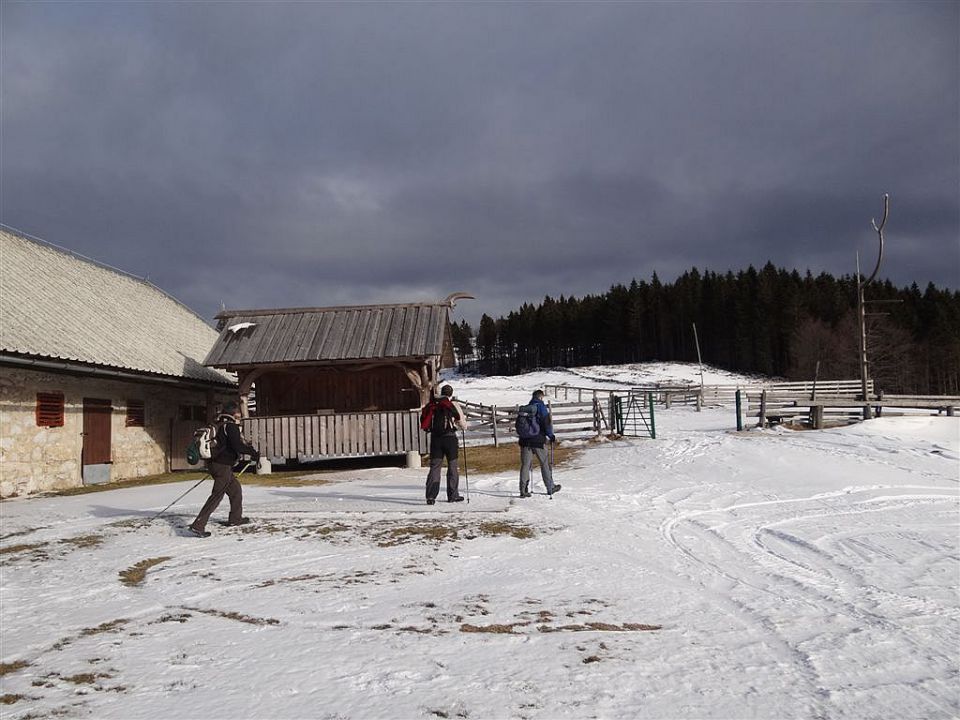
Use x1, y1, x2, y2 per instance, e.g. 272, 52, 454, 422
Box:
0, 367, 232, 497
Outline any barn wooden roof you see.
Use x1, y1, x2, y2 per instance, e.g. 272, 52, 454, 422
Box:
204, 303, 455, 369
0, 227, 234, 386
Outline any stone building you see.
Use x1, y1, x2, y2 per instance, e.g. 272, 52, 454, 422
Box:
0, 228, 235, 497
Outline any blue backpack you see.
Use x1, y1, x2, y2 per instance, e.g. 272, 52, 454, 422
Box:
515, 404, 541, 439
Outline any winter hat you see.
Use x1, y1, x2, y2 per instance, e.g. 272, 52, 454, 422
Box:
223, 401, 240, 415
440, 385, 454, 397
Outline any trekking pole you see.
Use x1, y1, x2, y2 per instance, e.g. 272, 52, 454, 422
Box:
148, 461, 255, 522
149, 476, 208, 522
461, 427, 470, 504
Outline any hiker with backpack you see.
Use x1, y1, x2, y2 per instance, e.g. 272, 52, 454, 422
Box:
420, 384, 467, 505
517, 389, 560, 498
187, 402, 261, 538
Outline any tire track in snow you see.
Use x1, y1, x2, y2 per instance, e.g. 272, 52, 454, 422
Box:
660, 487, 959, 710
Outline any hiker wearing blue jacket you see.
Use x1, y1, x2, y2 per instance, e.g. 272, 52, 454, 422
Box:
518, 390, 561, 498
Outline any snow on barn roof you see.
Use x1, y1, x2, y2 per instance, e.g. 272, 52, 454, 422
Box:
0, 227, 234, 386
205, 303, 455, 369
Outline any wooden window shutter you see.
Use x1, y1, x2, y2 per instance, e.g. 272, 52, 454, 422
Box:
126, 400, 145, 427
36, 392, 65, 427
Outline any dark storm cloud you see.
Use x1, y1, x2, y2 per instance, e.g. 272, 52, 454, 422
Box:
2, 1, 957, 328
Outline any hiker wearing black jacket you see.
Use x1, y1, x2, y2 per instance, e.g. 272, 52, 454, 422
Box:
188, 402, 260, 537
422, 384, 467, 505
519, 390, 560, 497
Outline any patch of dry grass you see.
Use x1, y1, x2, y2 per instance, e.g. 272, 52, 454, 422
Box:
538, 622, 661, 633
0, 543, 48, 556
379, 524, 459, 546
119, 557, 172, 587
0, 661, 30, 676
60, 534, 104, 549
446, 442, 581, 474
79, 619, 129, 637
460, 622, 528, 634
50, 619, 129, 652
179, 606, 280, 626
1, 694, 26, 705
63, 673, 111, 685
476, 521, 535, 539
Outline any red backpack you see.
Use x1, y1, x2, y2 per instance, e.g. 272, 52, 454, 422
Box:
420, 398, 458, 433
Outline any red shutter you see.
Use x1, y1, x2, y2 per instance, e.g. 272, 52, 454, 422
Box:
36, 393, 64, 427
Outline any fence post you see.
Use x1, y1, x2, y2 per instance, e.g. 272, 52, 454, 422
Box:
648, 392, 656, 439
758, 390, 768, 428
492, 405, 499, 447
811, 404, 824, 430
735, 390, 743, 431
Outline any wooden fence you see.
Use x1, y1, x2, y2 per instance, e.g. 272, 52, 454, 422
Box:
742, 390, 959, 429
545, 380, 873, 408
245, 410, 425, 463
459, 398, 608, 446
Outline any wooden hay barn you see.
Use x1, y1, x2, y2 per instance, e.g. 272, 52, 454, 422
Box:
204, 297, 465, 464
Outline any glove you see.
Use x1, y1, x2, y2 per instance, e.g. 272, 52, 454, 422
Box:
549, 435, 556, 443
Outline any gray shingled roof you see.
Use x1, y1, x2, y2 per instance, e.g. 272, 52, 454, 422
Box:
205, 304, 453, 369
0, 228, 234, 386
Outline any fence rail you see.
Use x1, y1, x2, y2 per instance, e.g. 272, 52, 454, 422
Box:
545, 379, 874, 408
741, 390, 959, 429
459, 398, 608, 445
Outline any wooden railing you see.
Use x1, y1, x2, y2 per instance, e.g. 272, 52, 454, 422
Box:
545, 380, 874, 408
458, 398, 608, 446
244, 410, 426, 462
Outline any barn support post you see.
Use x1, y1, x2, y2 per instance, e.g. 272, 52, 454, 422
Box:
237, 368, 265, 419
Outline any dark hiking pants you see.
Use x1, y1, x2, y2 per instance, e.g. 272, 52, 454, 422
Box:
426, 433, 460, 501
190, 461, 243, 530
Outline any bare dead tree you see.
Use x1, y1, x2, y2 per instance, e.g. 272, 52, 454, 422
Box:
857, 193, 889, 418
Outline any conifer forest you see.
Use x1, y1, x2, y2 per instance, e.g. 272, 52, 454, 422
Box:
451, 263, 960, 395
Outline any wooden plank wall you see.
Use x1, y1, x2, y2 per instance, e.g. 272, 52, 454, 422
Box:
256, 366, 415, 415
245, 410, 426, 462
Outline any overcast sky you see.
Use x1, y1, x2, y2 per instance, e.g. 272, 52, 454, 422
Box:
2, 1, 957, 329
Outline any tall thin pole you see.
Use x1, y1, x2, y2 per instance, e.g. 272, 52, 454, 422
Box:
857, 253, 873, 420
692, 322, 704, 411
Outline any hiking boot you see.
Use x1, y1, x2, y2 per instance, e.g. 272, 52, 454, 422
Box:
449, 496, 465, 502
426, 499, 436, 505
227, 517, 251, 526
519, 491, 532, 498
187, 526, 211, 538
549, 484, 562, 496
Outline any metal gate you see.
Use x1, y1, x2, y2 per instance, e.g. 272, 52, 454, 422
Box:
613, 393, 656, 439
82, 398, 112, 483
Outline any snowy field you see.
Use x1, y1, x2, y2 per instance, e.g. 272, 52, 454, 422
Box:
1, 364, 958, 719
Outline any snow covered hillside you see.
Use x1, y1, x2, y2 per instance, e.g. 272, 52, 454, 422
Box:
1, 364, 958, 719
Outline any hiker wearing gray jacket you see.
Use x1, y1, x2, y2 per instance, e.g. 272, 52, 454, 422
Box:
518, 390, 560, 498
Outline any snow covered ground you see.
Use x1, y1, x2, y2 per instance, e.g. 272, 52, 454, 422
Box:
2, 364, 958, 719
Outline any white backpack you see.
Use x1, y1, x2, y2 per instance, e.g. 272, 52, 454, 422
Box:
194, 422, 222, 460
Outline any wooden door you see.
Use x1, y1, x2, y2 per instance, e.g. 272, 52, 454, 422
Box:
82, 398, 112, 465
